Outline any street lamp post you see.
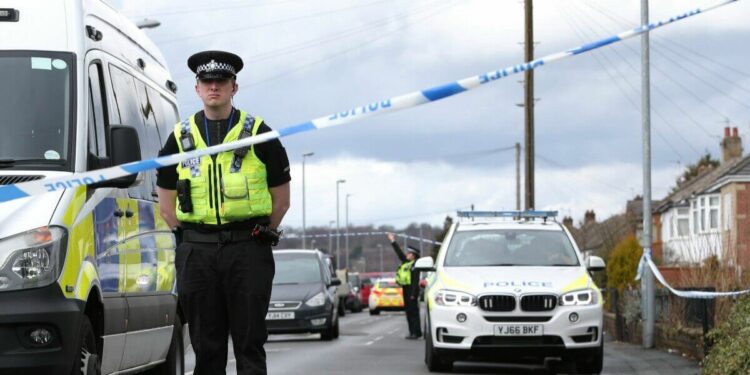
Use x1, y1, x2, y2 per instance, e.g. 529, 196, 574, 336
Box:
301, 152, 314, 249
335, 179, 346, 268
328, 220, 335, 258
377, 244, 384, 273
345, 193, 353, 269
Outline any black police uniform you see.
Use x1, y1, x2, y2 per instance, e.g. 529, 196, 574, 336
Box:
157, 51, 290, 375
390, 241, 423, 338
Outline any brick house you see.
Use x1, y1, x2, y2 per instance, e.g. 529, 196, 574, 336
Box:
653, 127, 749, 270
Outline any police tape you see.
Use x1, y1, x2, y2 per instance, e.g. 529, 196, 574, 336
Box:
0, 0, 739, 203
635, 251, 750, 299
285, 231, 442, 246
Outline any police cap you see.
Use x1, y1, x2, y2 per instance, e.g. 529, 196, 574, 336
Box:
406, 246, 420, 256
187, 50, 244, 80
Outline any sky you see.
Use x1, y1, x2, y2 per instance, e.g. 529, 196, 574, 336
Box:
111, 0, 750, 229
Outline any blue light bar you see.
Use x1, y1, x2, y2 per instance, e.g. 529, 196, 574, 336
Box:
457, 210, 558, 219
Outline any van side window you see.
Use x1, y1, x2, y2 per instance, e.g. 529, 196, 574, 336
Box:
109, 64, 150, 200
87, 63, 108, 158
146, 87, 177, 145
134, 80, 161, 200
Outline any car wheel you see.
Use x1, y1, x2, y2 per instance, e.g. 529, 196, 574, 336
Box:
575, 339, 603, 374
144, 315, 184, 375
369, 308, 380, 316
72, 315, 100, 375
424, 323, 452, 373
321, 312, 337, 341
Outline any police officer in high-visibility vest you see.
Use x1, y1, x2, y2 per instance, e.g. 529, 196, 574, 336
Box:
387, 232, 423, 339
156, 50, 291, 375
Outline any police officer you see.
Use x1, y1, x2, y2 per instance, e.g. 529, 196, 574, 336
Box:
386, 232, 423, 340
156, 50, 291, 375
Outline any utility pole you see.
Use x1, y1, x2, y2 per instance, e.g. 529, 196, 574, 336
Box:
345, 193, 352, 269
640, 0, 655, 349
515, 142, 521, 210
335, 179, 346, 268
301, 152, 314, 249
523, 0, 535, 211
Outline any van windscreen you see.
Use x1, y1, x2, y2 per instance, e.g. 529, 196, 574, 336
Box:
0, 52, 74, 170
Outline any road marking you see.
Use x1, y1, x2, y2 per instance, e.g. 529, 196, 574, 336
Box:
365, 340, 375, 346
387, 328, 399, 335
374, 336, 384, 341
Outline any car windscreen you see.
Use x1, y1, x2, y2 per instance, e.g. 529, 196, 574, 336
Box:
0, 51, 75, 170
377, 280, 398, 289
273, 253, 322, 284
444, 229, 580, 267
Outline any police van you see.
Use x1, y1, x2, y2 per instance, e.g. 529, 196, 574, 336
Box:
415, 211, 606, 373
0, 1, 184, 374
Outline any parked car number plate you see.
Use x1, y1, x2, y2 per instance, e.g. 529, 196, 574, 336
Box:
265, 312, 295, 320
494, 324, 543, 336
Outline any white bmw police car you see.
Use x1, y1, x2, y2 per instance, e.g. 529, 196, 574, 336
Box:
415, 211, 606, 373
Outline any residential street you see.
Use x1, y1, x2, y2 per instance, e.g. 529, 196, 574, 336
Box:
185, 311, 700, 374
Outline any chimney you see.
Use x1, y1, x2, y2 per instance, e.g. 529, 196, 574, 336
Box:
584, 210, 596, 225
721, 127, 743, 163
562, 216, 573, 228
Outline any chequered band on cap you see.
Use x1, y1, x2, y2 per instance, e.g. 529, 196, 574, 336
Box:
196, 59, 236, 75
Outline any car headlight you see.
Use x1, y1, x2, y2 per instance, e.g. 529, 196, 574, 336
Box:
305, 291, 326, 307
0, 226, 67, 292
559, 289, 598, 306
434, 289, 476, 307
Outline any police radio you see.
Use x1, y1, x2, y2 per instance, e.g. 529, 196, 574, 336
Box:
180, 128, 196, 151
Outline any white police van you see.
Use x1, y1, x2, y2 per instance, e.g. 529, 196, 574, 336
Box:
416, 211, 606, 373
0, 1, 184, 374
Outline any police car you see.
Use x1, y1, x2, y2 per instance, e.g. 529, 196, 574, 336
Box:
415, 211, 606, 373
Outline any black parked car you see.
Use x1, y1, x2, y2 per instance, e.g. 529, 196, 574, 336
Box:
266, 250, 341, 340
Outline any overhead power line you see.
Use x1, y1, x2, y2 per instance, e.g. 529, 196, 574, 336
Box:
124, 0, 308, 19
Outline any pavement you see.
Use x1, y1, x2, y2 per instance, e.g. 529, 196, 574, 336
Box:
185, 310, 700, 374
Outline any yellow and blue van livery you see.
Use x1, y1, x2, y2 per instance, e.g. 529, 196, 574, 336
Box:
0, 1, 184, 374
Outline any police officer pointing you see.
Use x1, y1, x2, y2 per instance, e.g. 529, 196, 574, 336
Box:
387, 232, 423, 340
156, 50, 291, 375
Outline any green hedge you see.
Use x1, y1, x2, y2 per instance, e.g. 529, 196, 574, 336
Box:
606, 234, 642, 291
702, 294, 750, 374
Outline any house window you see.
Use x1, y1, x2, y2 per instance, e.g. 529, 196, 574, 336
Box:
676, 207, 689, 237
692, 200, 699, 234
709, 196, 719, 230
724, 193, 733, 231
700, 197, 706, 232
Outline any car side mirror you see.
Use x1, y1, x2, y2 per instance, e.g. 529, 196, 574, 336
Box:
329, 278, 342, 287
414, 256, 435, 272
90, 125, 142, 189
587, 256, 606, 272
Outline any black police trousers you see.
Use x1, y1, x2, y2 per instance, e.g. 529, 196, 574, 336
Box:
176, 236, 275, 375
402, 287, 422, 336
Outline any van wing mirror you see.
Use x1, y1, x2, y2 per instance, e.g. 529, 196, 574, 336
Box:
90, 125, 142, 189
329, 278, 342, 287
414, 256, 435, 271
587, 256, 606, 272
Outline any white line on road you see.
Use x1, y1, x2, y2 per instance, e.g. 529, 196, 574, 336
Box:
374, 336, 384, 341
364, 340, 374, 346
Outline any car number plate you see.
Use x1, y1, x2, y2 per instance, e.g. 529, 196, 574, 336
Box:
494, 324, 543, 336
265, 312, 295, 320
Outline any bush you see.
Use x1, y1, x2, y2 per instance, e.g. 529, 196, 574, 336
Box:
702, 294, 750, 374
606, 234, 643, 292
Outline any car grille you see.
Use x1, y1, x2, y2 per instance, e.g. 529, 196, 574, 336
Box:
0, 175, 44, 185
483, 316, 552, 323
478, 295, 516, 312
268, 301, 302, 310
520, 294, 557, 312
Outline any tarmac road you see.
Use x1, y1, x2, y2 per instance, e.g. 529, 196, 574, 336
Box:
185, 310, 700, 374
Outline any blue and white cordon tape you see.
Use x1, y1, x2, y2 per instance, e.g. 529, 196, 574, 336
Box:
636, 250, 750, 299
285, 231, 442, 246
0, 0, 739, 205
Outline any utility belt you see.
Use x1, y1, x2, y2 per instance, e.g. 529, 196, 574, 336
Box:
180, 224, 282, 246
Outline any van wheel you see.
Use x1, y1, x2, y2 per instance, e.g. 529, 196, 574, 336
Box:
369, 308, 380, 316
145, 315, 184, 375
72, 316, 100, 375
425, 326, 451, 372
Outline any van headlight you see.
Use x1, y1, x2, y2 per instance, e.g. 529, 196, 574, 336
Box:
434, 289, 476, 307
0, 226, 67, 292
559, 289, 598, 306
305, 292, 326, 307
